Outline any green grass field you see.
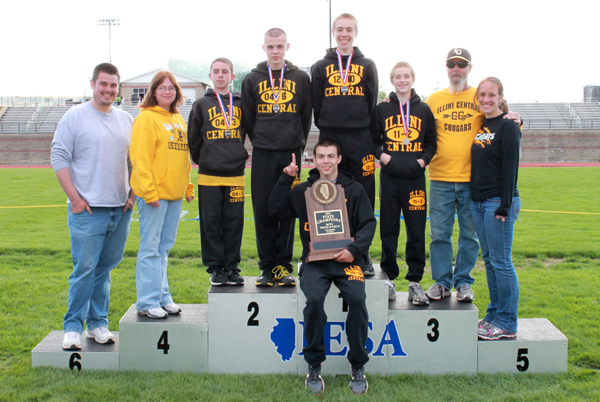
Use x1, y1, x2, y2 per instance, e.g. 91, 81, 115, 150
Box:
1, 167, 599, 401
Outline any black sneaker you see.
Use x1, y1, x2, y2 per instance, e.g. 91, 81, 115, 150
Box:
305, 364, 324, 395
256, 269, 274, 287
362, 254, 375, 276
210, 266, 228, 286
349, 366, 368, 395
273, 265, 296, 287
227, 270, 244, 286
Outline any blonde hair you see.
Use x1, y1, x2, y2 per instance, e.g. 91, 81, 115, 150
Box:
265, 28, 286, 38
474, 76, 508, 113
332, 13, 358, 31
390, 61, 415, 82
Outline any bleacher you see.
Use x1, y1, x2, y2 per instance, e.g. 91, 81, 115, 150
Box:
2, 102, 600, 134
510, 102, 600, 130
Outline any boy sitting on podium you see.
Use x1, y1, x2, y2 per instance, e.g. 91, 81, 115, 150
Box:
268, 138, 376, 395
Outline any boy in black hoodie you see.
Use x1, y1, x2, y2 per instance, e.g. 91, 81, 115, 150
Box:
269, 138, 375, 395
241, 28, 312, 287
371, 62, 437, 304
310, 13, 378, 275
188, 57, 248, 286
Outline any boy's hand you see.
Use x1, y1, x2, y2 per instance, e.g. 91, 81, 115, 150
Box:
333, 249, 354, 263
283, 153, 299, 177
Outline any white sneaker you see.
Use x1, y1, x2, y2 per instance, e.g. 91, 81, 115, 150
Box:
62, 331, 82, 350
137, 307, 168, 319
85, 327, 116, 344
162, 303, 182, 315
387, 281, 397, 301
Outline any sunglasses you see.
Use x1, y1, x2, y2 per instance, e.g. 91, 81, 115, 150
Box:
446, 60, 470, 69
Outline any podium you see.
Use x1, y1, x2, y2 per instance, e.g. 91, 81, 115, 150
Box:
32, 330, 120, 370
32, 266, 568, 374
208, 281, 298, 374
119, 304, 208, 373
388, 292, 478, 374
477, 318, 568, 374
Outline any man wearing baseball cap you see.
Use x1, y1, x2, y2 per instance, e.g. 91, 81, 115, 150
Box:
424, 48, 520, 303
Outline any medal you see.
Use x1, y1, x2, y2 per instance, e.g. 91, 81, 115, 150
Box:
215, 91, 233, 135
399, 99, 411, 144
268, 63, 286, 112
336, 49, 354, 91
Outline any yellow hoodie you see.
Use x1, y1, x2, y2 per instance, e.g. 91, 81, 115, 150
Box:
130, 106, 194, 203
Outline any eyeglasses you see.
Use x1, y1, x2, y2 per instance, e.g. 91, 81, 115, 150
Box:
446, 60, 470, 69
157, 86, 176, 92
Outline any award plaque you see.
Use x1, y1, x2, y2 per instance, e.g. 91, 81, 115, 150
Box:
305, 179, 354, 262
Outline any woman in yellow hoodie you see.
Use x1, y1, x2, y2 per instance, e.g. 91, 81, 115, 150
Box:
130, 70, 194, 319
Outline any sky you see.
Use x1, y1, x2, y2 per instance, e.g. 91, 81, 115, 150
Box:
2, 0, 598, 103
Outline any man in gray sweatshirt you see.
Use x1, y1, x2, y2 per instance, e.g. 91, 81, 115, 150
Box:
51, 63, 135, 350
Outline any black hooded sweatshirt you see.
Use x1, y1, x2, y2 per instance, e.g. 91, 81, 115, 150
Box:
241, 60, 312, 150
371, 90, 437, 179
311, 47, 378, 130
268, 168, 376, 262
188, 88, 248, 179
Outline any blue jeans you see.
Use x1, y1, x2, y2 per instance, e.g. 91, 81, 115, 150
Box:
429, 180, 479, 290
471, 197, 520, 333
135, 197, 182, 311
64, 206, 132, 333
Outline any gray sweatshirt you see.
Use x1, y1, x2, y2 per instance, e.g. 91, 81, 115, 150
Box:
51, 102, 133, 207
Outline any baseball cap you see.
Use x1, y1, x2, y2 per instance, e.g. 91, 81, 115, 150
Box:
446, 48, 472, 63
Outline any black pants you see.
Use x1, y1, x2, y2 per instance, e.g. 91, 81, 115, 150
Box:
198, 185, 244, 272
251, 147, 301, 271
318, 129, 375, 209
379, 171, 427, 282
299, 260, 369, 370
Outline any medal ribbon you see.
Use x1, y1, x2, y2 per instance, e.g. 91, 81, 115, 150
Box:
336, 49, 354, 85
215, 91, 233, 129
399, 100, 411, 137
267, 63, 286, 104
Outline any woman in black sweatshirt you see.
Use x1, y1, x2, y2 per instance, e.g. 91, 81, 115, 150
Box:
470, 77, 521, 340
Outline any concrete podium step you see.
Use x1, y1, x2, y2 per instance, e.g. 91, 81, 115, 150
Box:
477, 318, 568, 373
32, 330, 120, 370
208, 278, 299, 373
388, 292, 479, 374
119, 304, 208, 372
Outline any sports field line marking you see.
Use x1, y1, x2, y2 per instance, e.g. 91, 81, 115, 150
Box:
0, 205, 66, 209
1, 205, 598, 215
521, 209, 600, 215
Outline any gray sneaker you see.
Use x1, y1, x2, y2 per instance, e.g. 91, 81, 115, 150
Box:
457, 284, 475, 302
349, 366, 368, 395
425, 283, 451, 300
387, 281, 397, 301
408, 283, 429, 306
478, 322, 516, 340
478, 319, 491, 336
305, 364, 324, 395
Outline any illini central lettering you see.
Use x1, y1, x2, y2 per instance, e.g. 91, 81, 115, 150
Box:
258, 79, 297, 95
325, 63, 365, 79
384, 115, 422, 132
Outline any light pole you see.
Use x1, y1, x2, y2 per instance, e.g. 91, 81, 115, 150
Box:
97, 19, 120, 63
328, 0, 332, 48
